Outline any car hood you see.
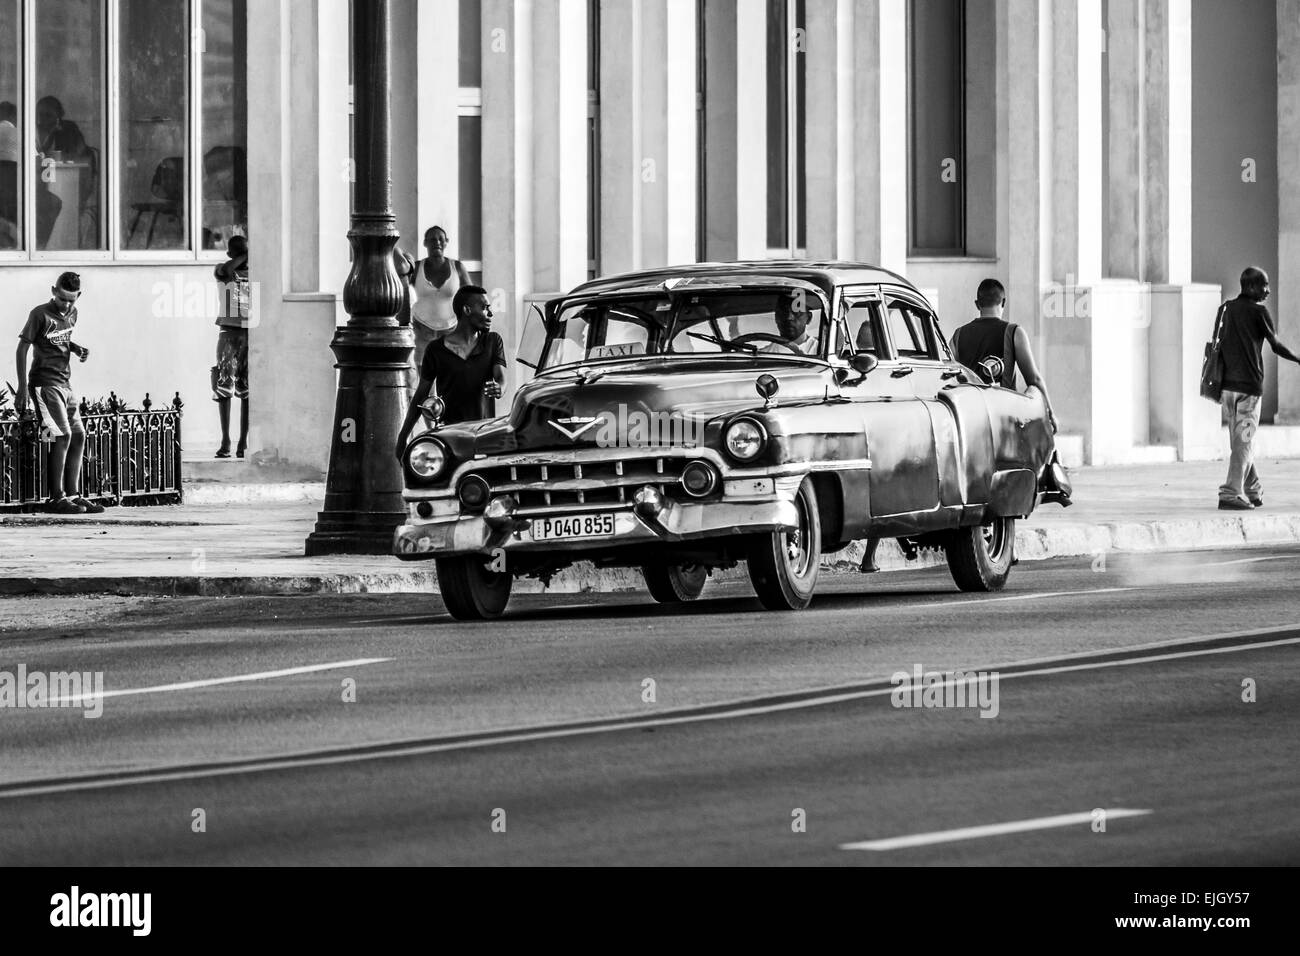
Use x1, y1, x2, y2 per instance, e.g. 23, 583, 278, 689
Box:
431, 357, 834, 457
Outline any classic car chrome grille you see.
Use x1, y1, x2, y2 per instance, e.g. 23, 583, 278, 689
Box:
463, 456, 687, 510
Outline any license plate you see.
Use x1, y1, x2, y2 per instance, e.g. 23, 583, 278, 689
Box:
531, 513, 616, 541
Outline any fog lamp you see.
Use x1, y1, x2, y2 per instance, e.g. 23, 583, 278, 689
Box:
484, 495, 519, 529
633, 485, 665, 519
681, 461, 718, 498
459, 475, 491, 510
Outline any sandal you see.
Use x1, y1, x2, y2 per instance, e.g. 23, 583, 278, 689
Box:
216, 446, 232, 459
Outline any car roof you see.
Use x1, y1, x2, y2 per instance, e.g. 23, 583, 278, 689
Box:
566, 260, 919, 299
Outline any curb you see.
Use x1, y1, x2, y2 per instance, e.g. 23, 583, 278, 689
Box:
5, 513, 1299, 599
182, 482, 325, 505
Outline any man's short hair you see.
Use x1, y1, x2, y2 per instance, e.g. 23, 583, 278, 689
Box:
424, 225, 447, 243
1240, 266, 1268, 298
0, 101, 16, 124
452, 285, 488, 318
976, 279, 1006, 308
56, 271, 81, 293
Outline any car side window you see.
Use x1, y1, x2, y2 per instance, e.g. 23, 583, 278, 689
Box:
883, 301, 932, 359
838, 301, 881, 357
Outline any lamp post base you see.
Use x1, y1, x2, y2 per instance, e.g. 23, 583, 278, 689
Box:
305, 514, 405, 556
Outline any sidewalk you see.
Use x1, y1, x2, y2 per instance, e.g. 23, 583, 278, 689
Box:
2, 460, 1299, 597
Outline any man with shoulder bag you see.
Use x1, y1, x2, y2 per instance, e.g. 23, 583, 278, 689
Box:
1209, 267, 1300, 510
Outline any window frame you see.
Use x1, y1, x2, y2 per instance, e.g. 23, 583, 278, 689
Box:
2, 0, 241, 264
905, 0, 967, 258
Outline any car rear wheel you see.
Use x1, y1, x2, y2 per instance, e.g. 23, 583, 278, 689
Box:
747, 478, 821, 610
436, 556, 513, 619
945, 516, 1015, 592
643, 562, 708, 603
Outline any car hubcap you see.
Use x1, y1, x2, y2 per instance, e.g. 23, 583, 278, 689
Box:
784, 495, 812, 576
982, 520, 1007, 561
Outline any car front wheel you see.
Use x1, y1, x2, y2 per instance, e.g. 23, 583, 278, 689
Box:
945, 516, 1016, 592
436, 555, 513, 619
643, 562, 708, 603
747, 478, 821, 610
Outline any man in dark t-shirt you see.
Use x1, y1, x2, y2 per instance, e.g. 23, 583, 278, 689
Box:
1216, 267, 1300, 509
395, 285, 506, 460
14, 271, 103, 514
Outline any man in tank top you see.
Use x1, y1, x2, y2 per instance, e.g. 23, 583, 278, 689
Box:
948, 278, 1058, 434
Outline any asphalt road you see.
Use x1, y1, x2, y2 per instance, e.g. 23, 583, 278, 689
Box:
1, 546, 1297, 865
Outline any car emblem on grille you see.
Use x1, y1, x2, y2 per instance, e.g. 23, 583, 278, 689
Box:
548, 415, 600, 440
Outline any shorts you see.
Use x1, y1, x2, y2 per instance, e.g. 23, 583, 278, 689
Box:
31, 384, 82, 442
212, 327, 249, 401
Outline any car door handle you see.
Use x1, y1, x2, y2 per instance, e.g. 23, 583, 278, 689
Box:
941, 369, 964, 380
890, 367, 914, 378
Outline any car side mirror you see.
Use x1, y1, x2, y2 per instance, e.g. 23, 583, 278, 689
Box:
850, 352, 879, 375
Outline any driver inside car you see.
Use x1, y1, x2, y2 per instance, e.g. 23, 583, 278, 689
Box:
761, 294, 820, 355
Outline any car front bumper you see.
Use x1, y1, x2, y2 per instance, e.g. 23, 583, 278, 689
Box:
394, 484, 803, 560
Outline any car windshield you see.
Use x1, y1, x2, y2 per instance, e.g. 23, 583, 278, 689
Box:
539, 290, 828, 371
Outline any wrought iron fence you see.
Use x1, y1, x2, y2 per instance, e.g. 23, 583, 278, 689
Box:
0, 392, 184, 512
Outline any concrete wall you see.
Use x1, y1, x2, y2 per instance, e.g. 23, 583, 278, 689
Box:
1190, 0, 1279, 418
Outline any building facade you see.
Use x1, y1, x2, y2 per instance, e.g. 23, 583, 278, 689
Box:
3, 0, 1299, 469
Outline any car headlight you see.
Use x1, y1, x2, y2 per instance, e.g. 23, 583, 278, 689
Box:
407, 437, 449, 480
724, 418, 767, 463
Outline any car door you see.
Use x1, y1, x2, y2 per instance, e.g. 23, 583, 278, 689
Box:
834, 290, 943, 526
892, 297, 996, 512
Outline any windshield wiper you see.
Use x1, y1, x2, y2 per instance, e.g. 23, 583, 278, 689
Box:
687, 331, 759, 354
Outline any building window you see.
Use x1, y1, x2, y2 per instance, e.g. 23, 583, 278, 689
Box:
765, 0, 804, 257
120, 0, 188, 251
35, 0, 106, 251
908, 0, 965, 255
0, 0, 246, 260
0, 0, 22, 250
458, 0, 482, 284
200, 0, 246, 251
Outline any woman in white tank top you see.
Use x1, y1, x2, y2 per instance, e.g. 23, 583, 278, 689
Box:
409, 225, 472, 371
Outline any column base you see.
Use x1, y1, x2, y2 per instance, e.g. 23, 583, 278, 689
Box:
305, 512, 406, 556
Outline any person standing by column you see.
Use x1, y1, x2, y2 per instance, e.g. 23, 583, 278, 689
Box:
409, 225, 471, 371
1217, 267, 1300, 510
213, 235, 251, 458
14, 271, 103, 514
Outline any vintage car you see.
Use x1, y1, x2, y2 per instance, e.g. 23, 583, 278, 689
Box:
394, 261, 1071, 619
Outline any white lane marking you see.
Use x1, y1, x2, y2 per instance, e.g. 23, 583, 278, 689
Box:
1203, 555, 1295, 567
887, 586, 1138, 611
839, 809, 1153, 851
5, 632, 1297, 799
46, 659, 393, 705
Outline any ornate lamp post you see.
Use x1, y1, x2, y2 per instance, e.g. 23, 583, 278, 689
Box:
305, 0, 412, 556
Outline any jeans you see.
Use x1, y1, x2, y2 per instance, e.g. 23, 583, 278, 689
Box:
1218, 390, 1262, 503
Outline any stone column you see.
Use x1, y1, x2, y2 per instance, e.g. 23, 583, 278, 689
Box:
702, 0, 767, 261
1106, 0, 1144, 279
803, 0, 852, 259
851, 0, 907, 271
1004, 0, 1047, 340
1277, 0, 1300, 422
530, 0, 588, 292
1144, 0, 1192, 286
600, 0, 697, 274
414, 0, 460, 260
481, 0, 533, 408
